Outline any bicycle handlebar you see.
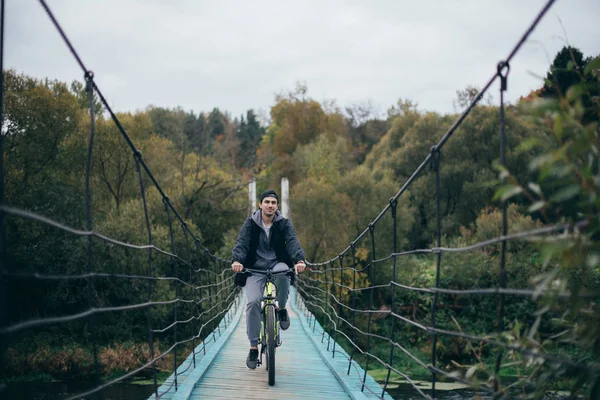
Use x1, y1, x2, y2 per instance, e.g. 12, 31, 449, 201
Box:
243, 268, 295, 277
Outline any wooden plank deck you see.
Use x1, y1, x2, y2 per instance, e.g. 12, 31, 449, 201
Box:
152, 287, 392, 400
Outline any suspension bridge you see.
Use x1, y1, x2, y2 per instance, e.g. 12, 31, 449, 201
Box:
1, 0, 598, 399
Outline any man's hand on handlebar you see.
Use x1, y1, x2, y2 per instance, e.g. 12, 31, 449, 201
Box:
294, 261, 306, 273
231, 261, 244, 272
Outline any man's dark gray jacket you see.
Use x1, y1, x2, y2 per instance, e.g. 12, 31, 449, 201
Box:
231, 210, 305, 270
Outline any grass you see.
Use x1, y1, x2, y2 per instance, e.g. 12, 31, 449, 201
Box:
131, 371, 170, 386
0, 373, 56, 383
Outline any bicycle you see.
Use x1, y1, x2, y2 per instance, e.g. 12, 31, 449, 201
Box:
244, 265, 294, 386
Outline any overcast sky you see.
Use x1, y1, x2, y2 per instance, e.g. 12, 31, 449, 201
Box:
5, 0, 600, 122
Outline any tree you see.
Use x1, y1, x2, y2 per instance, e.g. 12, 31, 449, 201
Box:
365, 103, 554, 248
186, 112, 207, 153
213, 117, 239, 169
452, 85, 493, 111
235, 109, 265, 170
540, 45, 599, 123
207, 108, 226, 142
336, 165, 414, 256
92, 112, 154, 210
147, 106, 187, 148
541, 46, 588, 98
258, 85, 355, 185
344, 104, 390, 164
292, 178, 353, 261
294, 134, 347, 185
2, 70, 83, 208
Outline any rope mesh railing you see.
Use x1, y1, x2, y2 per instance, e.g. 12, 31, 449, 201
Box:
294, 0, 598, 398
0, 1, 241, 399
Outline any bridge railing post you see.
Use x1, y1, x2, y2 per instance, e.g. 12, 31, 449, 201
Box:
281, 177, 290, 219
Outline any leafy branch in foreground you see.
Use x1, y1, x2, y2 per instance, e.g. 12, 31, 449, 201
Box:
492, 53, 600, 399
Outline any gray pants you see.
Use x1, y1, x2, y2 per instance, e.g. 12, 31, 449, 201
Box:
245, 262, 290, 346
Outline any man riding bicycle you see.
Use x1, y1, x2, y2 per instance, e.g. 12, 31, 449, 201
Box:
231, 189, 306, 369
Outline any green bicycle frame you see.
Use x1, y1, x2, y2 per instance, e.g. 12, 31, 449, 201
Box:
259, 281, 279, 345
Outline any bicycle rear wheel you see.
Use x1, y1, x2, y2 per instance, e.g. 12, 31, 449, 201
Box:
266, 305, 276, 386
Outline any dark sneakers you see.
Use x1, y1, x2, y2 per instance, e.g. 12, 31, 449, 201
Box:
246, 348, 259, 369
279, 309, 290, 330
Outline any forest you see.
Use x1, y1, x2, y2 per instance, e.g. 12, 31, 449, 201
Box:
1, 45, 599, 397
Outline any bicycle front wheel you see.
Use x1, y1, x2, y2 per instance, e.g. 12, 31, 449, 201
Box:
266, 305, 276, 386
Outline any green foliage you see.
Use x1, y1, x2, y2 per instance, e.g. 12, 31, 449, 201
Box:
3, 70, 84, 209
541, 46, 600, 125
1, 70, 247, 381
236, 110, 266, 170
294, 134, 348, 185
257, 85, 352, 185
492, 48, 600, 397
344, 102, 390, 163
292, 178, 353, 262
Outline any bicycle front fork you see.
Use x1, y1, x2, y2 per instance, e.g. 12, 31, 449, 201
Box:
257, 305, 282, 367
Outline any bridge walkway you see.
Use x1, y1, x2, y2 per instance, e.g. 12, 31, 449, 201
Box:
153, 288, 391, 400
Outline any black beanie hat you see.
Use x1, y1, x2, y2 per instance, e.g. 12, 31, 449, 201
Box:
260, 189, 279, 203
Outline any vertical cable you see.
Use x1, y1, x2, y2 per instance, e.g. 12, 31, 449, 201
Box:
212, 255, 221, 337
0, 0, 6, 373
182, 226, 196, 368
195, 240, 207, 355
430, 146, 442, 398
135, 153, 157, 398
84, 71, 100, 389
383, 199, 398, 397
494, 61, 510, 393
322, 263, 327, 344
348, 243, 357, 375
326, 261, 333, 351
333, 253, 344, 358
362, 224, 376, 392
311, 265, 318, 332
205, 250, 216, 342
163, 198, 178, 391
219, 260, 228, 328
